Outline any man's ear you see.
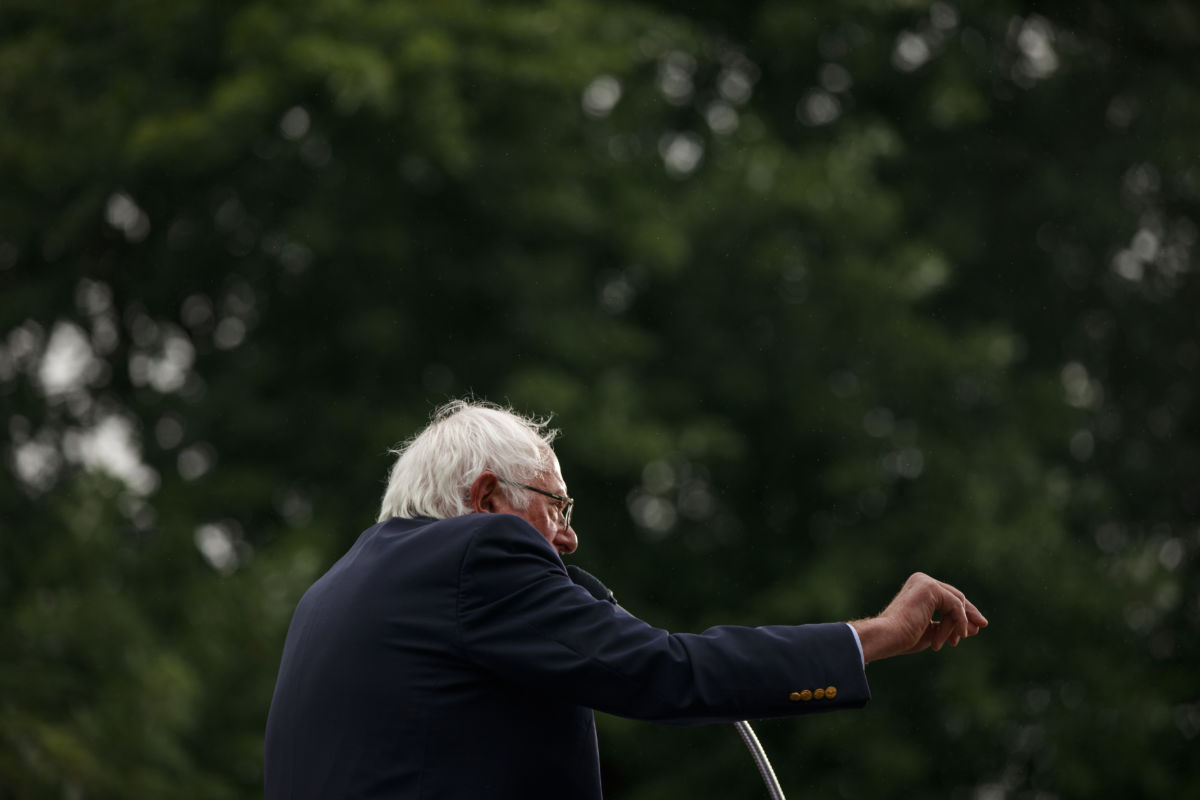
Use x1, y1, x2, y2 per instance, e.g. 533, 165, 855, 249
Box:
468, 472, 501, 514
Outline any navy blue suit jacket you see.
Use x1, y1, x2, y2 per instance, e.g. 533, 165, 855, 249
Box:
264, 514, 870, 799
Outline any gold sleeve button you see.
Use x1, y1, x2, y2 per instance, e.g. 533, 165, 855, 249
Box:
799, 689, 813, 701
789, 691, 802, 701
825, 686, 837, 699
813, 688, 825, 700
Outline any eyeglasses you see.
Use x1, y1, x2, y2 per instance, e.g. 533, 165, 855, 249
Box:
498, 477, 574, 529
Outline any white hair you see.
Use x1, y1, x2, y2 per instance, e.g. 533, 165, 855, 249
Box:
377, 399, 559, 522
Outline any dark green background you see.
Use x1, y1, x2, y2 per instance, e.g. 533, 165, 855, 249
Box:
2, 1, 1197, 797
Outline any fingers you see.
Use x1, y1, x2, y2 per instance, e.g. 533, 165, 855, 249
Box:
910, 620, 943, 654
965, 598, 989, 628
922, 575, 987, 651
933, 602, 963, 651
934, 578, 988, 635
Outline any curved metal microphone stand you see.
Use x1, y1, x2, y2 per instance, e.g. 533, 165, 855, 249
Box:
565, 566, 789, 800
734, 720, 787, 800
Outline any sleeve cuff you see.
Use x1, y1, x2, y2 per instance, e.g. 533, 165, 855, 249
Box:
846, 622, 864, 667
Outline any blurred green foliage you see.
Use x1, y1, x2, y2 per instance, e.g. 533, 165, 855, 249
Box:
2, 0, 1198, 797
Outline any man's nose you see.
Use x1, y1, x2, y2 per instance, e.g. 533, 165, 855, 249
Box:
557, 525, 578, 555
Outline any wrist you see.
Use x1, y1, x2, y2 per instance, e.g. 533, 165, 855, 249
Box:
849, 617, 892, 664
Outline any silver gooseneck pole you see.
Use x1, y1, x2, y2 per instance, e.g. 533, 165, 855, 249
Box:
734, 720, 787, 800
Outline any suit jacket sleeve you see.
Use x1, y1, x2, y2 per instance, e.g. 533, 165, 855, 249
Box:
455, 515, 870, 725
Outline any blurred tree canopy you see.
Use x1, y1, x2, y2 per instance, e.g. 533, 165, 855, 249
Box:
1, 0, 1197, 797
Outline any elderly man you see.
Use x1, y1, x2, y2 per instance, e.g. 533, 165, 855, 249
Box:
264, 400, 986, 799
